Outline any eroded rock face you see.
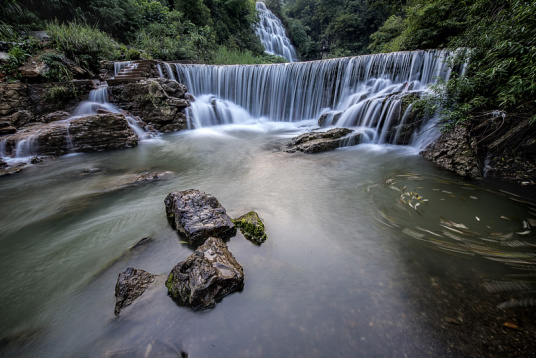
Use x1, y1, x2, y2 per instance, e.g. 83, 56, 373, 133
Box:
286, 128, 359, 153
420, 125, 482, 179
0, 113, 138, 156
108, 78, 189, 133
69, 113, 138, 152
114, 267, 156, 316
164, 189, 236, 247
233, 211, 267, 244
166, 237, 244, 309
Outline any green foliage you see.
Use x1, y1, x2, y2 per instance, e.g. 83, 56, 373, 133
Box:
39, 52, 72, 82
45, 83, 79, 105
281, 0, 395, 59
368, 15, 403, 53
0, 45, 31, 79
210, 45, 286, 65
46, 21, 121, 71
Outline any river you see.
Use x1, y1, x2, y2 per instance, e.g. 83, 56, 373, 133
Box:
1, 121, 535, 356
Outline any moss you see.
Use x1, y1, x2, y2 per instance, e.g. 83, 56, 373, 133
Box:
165, 273, 176, 297
233, 211, 267, 244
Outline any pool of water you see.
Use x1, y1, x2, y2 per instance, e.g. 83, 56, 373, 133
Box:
1, 123, 535, 357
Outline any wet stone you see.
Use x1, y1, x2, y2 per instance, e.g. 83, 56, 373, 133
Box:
233, 211, 267, 244
165, 237, 244, 309
164, 189, 236, 247
285, 128, 359, 153
114, 267, 156, 316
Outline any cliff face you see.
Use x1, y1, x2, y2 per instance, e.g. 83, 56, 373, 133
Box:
420, 114, 536, 184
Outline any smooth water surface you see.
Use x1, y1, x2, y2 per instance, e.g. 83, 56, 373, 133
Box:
1, 123, 535, 357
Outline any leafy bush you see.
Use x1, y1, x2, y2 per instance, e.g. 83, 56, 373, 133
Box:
46, 21, 121, 71
45, 83, 79, 105
0, 45, 31, 79
210, 46, 287, 65
39, 52, 72, 82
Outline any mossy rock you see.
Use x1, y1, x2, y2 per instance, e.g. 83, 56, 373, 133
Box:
233, 211, 267, 244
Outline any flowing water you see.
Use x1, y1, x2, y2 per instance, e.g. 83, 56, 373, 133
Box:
1, 122, 536, 357
1, 50, 536, 356
255, 2, 298, 62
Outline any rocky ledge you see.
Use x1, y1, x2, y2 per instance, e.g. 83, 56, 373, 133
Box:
165, 237, 244, 309
421, 114, 536, 183
0, 113, 137, 157
108, 78, 189, 133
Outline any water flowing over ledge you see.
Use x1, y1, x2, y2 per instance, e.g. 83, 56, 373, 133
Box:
161, 49, 466, 146
255, 1, 298, 62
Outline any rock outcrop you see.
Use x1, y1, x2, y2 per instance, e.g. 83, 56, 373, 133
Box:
421, 114, 536, 183
420, 125, 481, 179
108, 78, 189, 133
165, 237, 244, 309
0, 113, 138, 156
233, 211, 267, 244
114, 267, 156, 316
164, 189, 236, 246
0, 82, 93, 129
286, 128, 359, 153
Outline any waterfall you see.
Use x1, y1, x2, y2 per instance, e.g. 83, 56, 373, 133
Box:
255, 2, 298, 62
167, 49, 467, 145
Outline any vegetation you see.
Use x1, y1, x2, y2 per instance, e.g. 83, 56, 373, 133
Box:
0, 0, 269, 74
366, 0, 536, 129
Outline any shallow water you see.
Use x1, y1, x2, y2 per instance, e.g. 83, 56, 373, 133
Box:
1, 123, 535, 357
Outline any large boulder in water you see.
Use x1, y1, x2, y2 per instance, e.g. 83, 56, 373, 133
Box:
286, 128, 360, 153
114, 267, 156, 316
165, 237, 244, 309
164, 189, 236, 246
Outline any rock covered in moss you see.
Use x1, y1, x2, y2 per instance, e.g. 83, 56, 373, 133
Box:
114, 267, 156, 316
164, 189, 236, 246
165, 237, 244, 309
233, 211, 267, 244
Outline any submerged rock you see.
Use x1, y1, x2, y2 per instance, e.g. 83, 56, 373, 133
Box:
233, 211, 267, 244
114, 267, 156, 316
164, 189, 236, 246
166, 237, 244, 309
286, 128, 359, 153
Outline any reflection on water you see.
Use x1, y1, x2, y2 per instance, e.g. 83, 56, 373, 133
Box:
0, 123, 535, 357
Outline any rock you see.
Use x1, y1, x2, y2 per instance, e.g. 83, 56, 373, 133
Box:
286, 128, 359, 153
19, 60, 49, 80
107, 78, 189, 133
165, 237, 244, 309
233, 211, 267, 244
114, 267, 156, 316
0, 113, 137, 156
420, 125, 482, 179
318, 111, 342, 127
0, 158, 6, 169
164, 189, 237, 247
68, 113, 138, 152
41, 111, 70, 123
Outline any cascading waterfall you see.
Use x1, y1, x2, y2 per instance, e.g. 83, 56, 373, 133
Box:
166, 49, 467, 145
255, 2, 298, 62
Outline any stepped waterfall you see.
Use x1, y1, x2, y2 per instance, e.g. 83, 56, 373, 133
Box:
255, 1, 298, 62
163, 49, 465, 146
